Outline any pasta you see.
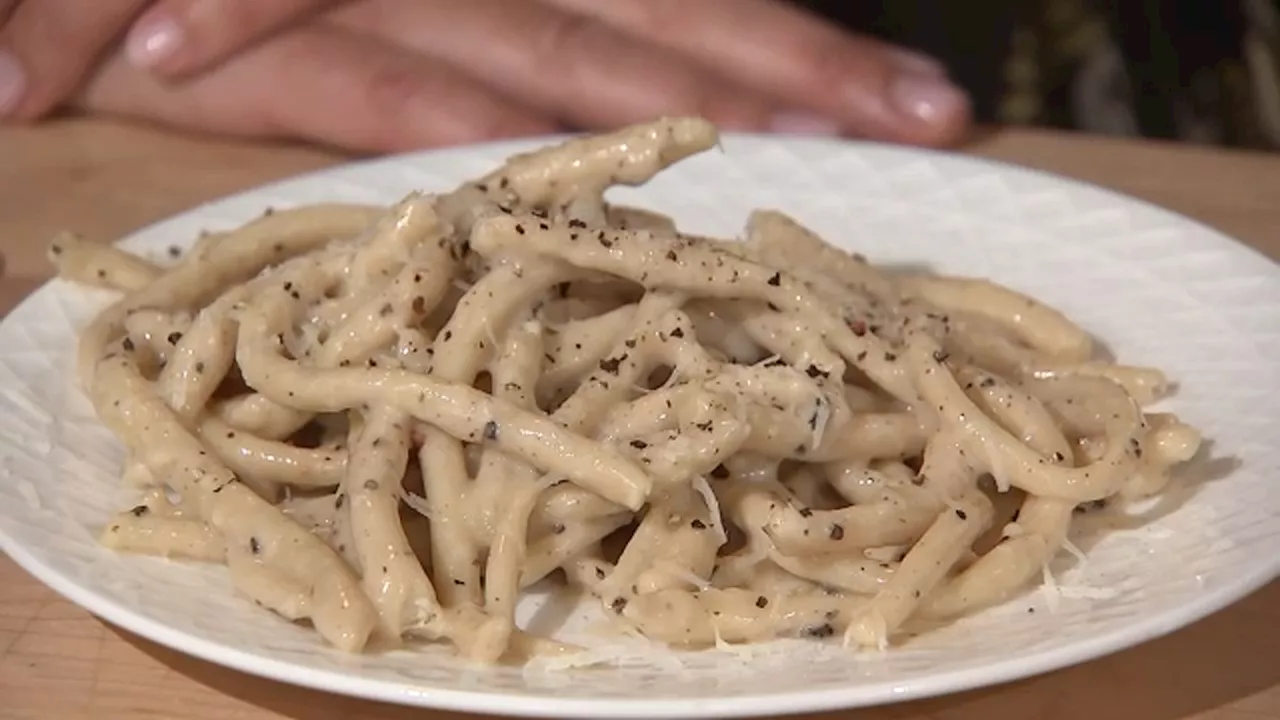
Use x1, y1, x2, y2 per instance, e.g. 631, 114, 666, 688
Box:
53, 117, 1203, 662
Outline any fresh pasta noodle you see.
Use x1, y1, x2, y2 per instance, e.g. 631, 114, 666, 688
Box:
54, 117, 1204, 662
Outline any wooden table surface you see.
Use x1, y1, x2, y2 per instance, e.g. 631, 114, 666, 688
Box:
0, 118, 1277, 720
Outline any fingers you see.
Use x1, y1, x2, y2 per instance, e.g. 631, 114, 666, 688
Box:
77, 24, 559, 153
545, 0, 971, 146
0, 0, 151, 120
126, 0, 340, 77
328, 0, 777, 132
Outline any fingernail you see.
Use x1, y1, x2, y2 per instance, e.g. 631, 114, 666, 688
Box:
889, 72, 968, 126
892, 49, 948, 78
0, 51, 26, 117
768, 111, 843, 136
126, 12, 185, 68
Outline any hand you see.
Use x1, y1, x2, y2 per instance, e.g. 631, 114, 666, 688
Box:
338, 0, 972, 145
77, 23, 561, 153
0, 0, 335, 119
0, 0, 152, 119
2, 0, 973, 152
130, 0, 973, 146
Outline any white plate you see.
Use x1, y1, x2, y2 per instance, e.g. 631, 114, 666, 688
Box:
1, 134, 1278, 719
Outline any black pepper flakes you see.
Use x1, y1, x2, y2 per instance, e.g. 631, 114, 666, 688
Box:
690, 519, 707, 530
629, 439, 648, 449
121, 337, 135, 352
802, 623, 835, 639
598, 355, 624, 374
798, 507, 814, 518
955, 509, 968, 520
767, 271, 782, 286
610, 597, 628, 615
166, 331, 183, 345
665, 250, 679, 262
482, 420, 499, 441
755, 596, 769, 609
129, 505, 149, 517
932, 350, 950, 362
249, 537, 261, 555
828, 523, 845, 540
669, 327, 685, 339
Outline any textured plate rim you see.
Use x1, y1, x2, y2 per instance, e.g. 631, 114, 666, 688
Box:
3, 529, 1277, 719
1, 131, 1278, 719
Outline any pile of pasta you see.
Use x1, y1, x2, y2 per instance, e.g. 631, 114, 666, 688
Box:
51, 117, 1202, 664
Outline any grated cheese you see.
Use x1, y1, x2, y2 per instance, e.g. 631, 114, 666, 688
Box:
1060, 536, 1088, 567
807, 396, 830, 453
691, 474, 729, 547
712, 622, 757, 661
1040, 563, 1061, 613
401, 490, 436, 522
